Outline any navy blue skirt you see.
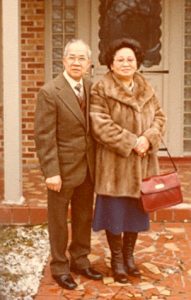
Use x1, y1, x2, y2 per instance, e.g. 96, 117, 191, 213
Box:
92, 195, 149, 235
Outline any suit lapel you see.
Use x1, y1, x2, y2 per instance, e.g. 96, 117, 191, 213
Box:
54, 74, 86, 127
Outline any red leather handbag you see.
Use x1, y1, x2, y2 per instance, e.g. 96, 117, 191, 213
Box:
140, 146, 183, 213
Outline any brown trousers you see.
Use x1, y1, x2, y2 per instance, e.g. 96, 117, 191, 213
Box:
47, 171, 94, 276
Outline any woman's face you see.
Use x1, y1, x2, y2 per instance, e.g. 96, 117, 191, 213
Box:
111, 47, 137, 80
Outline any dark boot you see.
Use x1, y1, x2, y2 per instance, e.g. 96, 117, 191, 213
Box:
106, 230, 128, 283
123, 232, 141, 277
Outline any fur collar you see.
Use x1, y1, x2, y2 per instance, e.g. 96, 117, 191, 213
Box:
99, 71, 155, 112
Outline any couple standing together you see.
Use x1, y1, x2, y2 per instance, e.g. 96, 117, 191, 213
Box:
35, 38, 166, 289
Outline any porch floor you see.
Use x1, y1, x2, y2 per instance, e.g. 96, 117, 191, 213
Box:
35, 222, 191, 300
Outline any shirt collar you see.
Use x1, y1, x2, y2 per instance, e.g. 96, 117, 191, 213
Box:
63, 70, 83, 90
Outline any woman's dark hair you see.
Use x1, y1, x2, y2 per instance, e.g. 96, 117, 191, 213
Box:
104, 38, 144, 70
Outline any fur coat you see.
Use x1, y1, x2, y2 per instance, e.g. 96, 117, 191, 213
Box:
90, 71, 166, 198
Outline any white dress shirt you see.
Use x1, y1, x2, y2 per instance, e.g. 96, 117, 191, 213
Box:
63, 70, 84, 97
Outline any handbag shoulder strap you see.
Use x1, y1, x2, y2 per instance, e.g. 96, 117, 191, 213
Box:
159, 140, 178, 172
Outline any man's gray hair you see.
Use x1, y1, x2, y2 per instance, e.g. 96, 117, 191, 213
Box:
63, 39, 92, 58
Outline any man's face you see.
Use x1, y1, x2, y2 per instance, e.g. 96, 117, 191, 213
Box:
63, 42, 91, 81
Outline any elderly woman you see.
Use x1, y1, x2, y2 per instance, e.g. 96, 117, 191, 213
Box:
90, 38, 166, 283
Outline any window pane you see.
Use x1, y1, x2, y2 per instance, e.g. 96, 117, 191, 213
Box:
65, 8, 75, 20
52, 22, 63, 33
53, 48, 63, 60
53, 8, 63, 20
53, 35, 63, 47
185, 101, 191, 112
65, 0, 75, 6
184, 113, 191, 125
65, 22, 75, 33
184, 140, 191, 152
53, 61, 63, 73
184, 127, 191, 138
184, 87, 191, 99
52, 0, 62, 6
185, 75, 191, 86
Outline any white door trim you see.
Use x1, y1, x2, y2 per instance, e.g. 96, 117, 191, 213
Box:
166, 0, 184, 156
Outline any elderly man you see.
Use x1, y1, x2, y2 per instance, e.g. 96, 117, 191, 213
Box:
35, 39, 102, 289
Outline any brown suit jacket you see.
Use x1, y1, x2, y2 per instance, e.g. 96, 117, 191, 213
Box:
35, 73, 95, 188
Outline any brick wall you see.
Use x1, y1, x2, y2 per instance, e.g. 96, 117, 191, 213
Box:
21, 0, 45, 166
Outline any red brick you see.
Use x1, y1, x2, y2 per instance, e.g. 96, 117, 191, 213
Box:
21, 21, 34, 26
21, 33, 35, 38
22, 118, 34, 122
27, 27, 44, 32
174, 208, 191, 221
36, 9, 44, 14
12, 206, 30, 224
155, 208, 174, 222
23, 153, 34, 158
22, 70, 35, 74
0, 206, 12, 224
37, 285, 62, 296
22, 93, 35, 98
29, 207, 47, 224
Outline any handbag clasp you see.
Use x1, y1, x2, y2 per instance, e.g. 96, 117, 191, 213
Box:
155, 183, 165, 189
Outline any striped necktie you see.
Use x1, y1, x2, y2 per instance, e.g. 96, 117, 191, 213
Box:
74, 83, 86, 113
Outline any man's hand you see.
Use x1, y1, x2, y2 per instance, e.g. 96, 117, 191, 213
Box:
134, 136, 150, 157
45, 175, 62, 192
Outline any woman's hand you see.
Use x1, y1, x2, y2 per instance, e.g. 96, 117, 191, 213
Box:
134, 136, 150, 157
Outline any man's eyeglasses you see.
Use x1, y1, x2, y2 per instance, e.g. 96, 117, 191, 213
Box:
66, 55, 89, 64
